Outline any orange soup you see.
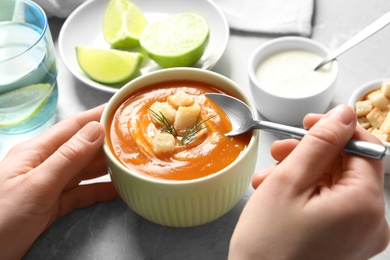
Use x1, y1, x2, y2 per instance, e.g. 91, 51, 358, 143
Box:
108, 80, 252, 181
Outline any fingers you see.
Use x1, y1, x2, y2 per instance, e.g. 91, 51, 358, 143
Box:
302, 113, 323, 130
2, 105, 106, 180
303, 111, 381, 144
270, 139, 299, 162
9, 105, 105, 162
57, 182, 118, 219
254, 105, 384, 193
342, 123, 384, 186
63, 149, 108, 191
251, 139, 300, 189
34, 105, 106, 161
275, 105, 358, 192
252, 166, 274, 189
31, 121, 106, 192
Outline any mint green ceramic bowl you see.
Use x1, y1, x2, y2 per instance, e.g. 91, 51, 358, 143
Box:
101, 68, 259, 227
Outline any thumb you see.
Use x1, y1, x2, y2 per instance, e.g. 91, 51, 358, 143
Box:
275, 105, 357, 192
252, 166, 274, 189
33, 121, 105, 190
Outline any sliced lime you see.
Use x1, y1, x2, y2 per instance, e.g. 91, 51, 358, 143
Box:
0, 83, 52, 127
140, 13, 209, 68
103, 0, 148, 48
75, 46, 144, 84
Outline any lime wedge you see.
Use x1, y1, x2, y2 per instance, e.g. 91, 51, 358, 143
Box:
103, 0, 148, 48
140, 13, 209, 68
75, 46, 144, 84
0, 83, 52, 127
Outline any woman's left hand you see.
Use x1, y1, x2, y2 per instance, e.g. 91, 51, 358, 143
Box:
0, 105, 118, 259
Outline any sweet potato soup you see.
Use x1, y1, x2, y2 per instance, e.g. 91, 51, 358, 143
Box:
108, 80, 252, 181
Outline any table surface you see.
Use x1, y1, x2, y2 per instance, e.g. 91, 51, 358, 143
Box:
22, 0, 390, 259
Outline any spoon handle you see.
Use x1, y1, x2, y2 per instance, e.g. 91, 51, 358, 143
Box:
256, 120, 388, 160
314, 11, 390, 71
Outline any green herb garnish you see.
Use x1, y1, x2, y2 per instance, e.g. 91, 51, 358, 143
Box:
148, 107, 217, 144
181, 113, 217, 144
148, 108, 178, 137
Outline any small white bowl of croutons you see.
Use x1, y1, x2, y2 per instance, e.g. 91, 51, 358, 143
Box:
248, 36, 339, 126
349, 78, 390, 174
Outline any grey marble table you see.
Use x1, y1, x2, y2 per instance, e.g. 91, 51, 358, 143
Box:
23, 0, 390, 259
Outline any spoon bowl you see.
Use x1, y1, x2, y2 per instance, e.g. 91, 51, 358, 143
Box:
205, 93, 388, 160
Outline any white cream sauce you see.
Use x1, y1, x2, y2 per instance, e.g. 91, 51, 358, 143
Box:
255, 49, 335, 98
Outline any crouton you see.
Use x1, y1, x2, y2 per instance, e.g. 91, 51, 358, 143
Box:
153, 133, 176, 154
381, 81, 390, 98
357, 117, 371, 129
380, 121, 390, 134
382, 107, 390, 117
149, 102, 176, 123
366, 107, 384, 129
174, 104, 201, 131
168, 91, 194, 108
380, 117, 390, 134
367, 90, 389, 110
355, 100, 372, 117
371, 128, 389, 142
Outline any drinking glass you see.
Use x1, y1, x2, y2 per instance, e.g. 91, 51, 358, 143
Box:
0, 0, 58, 135
0, 0, 59, 159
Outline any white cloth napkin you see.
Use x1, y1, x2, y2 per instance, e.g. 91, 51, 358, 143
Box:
212, 0, 314, 36
34, 0, 314, 36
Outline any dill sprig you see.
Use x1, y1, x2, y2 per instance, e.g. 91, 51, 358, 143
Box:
148, 108, 178, 137
148, 107, 217, 145
181, 113, 217, 144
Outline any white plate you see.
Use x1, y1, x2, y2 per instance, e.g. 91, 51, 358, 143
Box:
58, 0, 229, 93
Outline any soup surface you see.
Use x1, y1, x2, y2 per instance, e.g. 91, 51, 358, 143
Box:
108, 80, 252, 181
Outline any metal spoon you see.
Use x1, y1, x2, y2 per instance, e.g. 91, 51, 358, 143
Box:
205, 93, 388, 160
314, 11, 390, 71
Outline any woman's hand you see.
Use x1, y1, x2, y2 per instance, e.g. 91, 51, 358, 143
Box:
0, 105, 118, 259
229, 105, 390, 259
